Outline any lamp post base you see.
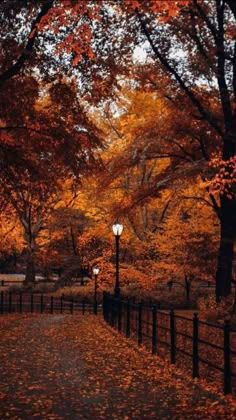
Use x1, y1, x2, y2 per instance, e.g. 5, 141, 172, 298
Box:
94, 301, 97, 315
114, 285, 120, 298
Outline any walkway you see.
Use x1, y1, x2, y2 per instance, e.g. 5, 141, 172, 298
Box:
0, 314, 236, 419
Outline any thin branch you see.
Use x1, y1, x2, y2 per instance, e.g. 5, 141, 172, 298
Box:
5, 223, 17, 237
205, 184, 221, 219
145, 153, 194, 163
103, 111, 124, 140
0, 0, 54, 84
159, 199, 171, 224
180, 194, 216, 208
188, 10, 215, 71
194, 135, 209, 160
171, 139, 196, 161
0, 125, 57, 139
135, 7, 223, 136
193, 0, 218, 43
127, 213, 143, 241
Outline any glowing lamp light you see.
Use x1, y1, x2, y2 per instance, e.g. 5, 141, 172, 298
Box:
112, 221, 123, 237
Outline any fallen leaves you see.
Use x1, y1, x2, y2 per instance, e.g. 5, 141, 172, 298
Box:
0, 313, 236, 419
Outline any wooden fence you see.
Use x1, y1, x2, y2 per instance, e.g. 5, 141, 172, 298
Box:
103, 292, 236, 395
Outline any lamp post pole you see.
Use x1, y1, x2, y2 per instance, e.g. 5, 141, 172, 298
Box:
93, 267, 99, 314
115, 234, 120, 297
112, 222, 123, 298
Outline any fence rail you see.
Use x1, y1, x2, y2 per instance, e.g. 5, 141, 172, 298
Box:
103, 292, 236, 395
0, 291, 101, 315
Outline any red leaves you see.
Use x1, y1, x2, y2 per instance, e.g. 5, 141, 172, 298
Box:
0, 314, 236, 418
124, 0, 190, 17
208, 154, 236, 198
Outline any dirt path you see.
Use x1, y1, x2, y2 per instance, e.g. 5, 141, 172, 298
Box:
0, 314, 236, 419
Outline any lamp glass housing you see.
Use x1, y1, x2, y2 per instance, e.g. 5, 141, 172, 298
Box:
93, 267, 100, 276
112, 222, 123, 236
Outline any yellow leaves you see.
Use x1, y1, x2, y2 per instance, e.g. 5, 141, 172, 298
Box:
34, 92, 52, 112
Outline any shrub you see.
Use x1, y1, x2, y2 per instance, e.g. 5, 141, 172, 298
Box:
52, 284, 113, 304
197, 295, 234, 322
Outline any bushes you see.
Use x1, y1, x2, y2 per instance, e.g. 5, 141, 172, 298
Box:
197, 295, 235, 322
52, 284, 113, 304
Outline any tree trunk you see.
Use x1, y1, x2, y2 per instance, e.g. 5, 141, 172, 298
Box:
215, 115, 236, 299
24, 249, 36, 284
70, 226, 77, 256
216, 196, 236, 299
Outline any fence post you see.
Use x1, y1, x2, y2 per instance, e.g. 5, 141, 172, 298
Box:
94, 298, 97, 315
19, 292, 22, 314
170, 307, 176, 364
50, 296, 54, 314
40, 294, 43, 313
0, 291, 3, 314
126, 299, 130, 338
152, 305, 157, 355
9, 292, 12, 313
138, 302, 143, 345
31, 294, 34, 313
102, 292, 107, 321
224, 320, 232, 394
192, 313, 199, 378
118, 298, 122, 332
82, 299, 85, 315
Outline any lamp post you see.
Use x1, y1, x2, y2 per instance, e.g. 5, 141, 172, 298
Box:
112, 221, 123, 297
93, 267, 99, 314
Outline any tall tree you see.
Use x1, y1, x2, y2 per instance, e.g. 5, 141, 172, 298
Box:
0, 75, 101, 283
0, 0, 103, 282
116, 0, 235, 299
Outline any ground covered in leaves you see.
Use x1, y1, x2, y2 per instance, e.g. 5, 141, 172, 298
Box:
0, 314, 236, 419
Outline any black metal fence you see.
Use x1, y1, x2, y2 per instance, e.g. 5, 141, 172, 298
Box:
0, 291, 101, 315
103, 292, 236, 395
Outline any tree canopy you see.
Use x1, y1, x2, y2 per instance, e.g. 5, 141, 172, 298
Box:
0, 0, 235, 299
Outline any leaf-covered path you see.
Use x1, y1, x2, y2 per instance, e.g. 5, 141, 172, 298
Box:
0, 314, 236, 419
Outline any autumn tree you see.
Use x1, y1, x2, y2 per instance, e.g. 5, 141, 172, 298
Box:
0, 74, 101, 283
0, 1, 104, 282
37, 0, 235, 299
110, 0, 235, 299
88, 88, 219, 294
1, 0, 235, 299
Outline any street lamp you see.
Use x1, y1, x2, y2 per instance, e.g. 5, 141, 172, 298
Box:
112, 221, 123, 297
93, 267, 99, 314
